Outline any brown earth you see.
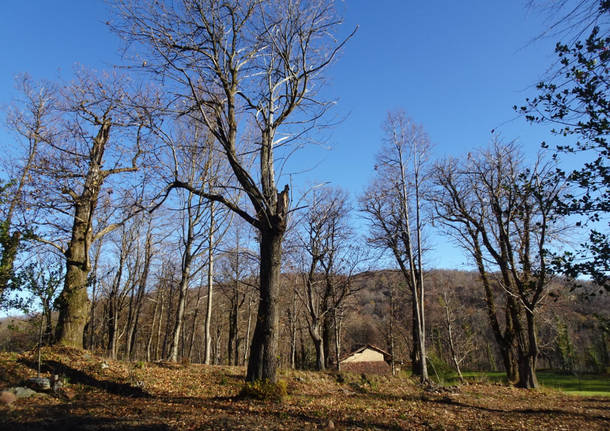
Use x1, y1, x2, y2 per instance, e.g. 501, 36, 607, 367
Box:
0, 347, 608, 430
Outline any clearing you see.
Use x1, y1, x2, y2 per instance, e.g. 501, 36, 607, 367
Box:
0, 348, 608, 430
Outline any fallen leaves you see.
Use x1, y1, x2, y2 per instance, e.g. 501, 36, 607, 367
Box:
0, 348, 608, 430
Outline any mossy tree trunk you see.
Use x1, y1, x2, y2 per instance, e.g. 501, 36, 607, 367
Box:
54, 122, 110, 348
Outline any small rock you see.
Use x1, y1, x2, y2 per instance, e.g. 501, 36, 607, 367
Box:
51, 374, 64, 392
10, 387, 38, 399
26, 377, 51, 390
100, 362, 109, 370
0, 391, 17, 406
326, 419, 335, 430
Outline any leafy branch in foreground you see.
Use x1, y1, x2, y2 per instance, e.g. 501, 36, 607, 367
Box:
517, 21, 609, 292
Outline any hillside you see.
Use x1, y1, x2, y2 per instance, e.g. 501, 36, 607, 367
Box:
0, 347, 608, 430
1, 269, 608, 378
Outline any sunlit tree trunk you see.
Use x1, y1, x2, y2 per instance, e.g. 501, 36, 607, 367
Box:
204, 202, 215, 365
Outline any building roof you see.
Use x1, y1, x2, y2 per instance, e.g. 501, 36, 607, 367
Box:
339, 344, 392, 363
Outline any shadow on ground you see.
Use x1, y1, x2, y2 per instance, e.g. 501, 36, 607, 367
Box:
18, 358, 150, 398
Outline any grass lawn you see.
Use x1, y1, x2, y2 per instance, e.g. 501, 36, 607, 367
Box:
448, 370, 610, 396
537, 371, 610, 396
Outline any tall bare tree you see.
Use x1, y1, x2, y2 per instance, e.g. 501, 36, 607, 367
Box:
166, 125, 227, 363
124, 216, 155, 360
217, 217, 258, 365
114, 0, 354, 382
105, 221, 140, 359
10, 69, 158, 348
295, 187, 362, 370
360, 111, 430, 383
431, 140, 566, 388
437, 279, 475, 382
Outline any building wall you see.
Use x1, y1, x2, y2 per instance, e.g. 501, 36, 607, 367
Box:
339, 361, 391, 375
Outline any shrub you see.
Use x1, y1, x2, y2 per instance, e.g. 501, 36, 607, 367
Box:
239, 379, 287, 402
427, 352, 454, 385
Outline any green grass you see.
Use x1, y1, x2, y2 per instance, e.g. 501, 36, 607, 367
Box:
537, 371, 610, 396
458, 371, 507, 383
447, 370, 609, 396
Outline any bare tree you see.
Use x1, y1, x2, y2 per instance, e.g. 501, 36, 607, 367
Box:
360, 111, 431, 383
1, 76, 58, 301
105, 217, 146, 359
437, 279, 475, 382
217, 217, 258, 365
166, 126, 226, 363
431, 140, 566, 388
114, 0, 354, 382
10, 69, 158, 348
124, 215, 155, 360
294, 187, 362, 370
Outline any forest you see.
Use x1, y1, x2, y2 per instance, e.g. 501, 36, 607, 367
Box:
0, 0, 608, 430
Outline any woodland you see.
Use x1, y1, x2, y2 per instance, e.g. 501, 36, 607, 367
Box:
0, 1, 608, 429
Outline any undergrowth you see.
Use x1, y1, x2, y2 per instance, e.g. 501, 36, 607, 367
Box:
239, 379, 287, 402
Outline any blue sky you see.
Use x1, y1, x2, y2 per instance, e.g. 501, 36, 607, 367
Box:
0, 1, 573, 270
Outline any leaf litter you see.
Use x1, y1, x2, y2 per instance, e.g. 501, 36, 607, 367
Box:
0, 347, 607, 430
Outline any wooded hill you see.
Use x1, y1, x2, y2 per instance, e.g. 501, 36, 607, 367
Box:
2, 268, 607, 378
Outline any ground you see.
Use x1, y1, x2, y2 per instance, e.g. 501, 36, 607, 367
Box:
0, 348, 608, 430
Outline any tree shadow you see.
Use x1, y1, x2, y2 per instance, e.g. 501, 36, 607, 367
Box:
434, 396, 610, 421
166, 394, 406, 431
326, 387, 610, 424
18, 358, 150, 398
1, 412, 170, 431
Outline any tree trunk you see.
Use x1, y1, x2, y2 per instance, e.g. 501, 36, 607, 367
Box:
288, 292, 297, 370
410, 298, 422, 376
474, 246, 519, 383
443, 294, 463, 382
43, 300, 53, 345
55, 222, 92, 348
333, 308, 342, 371
154, 289, 165, 361
299, 326, 307, 370
168, 253, 193, 362
516, 310, 539, 388
322, 312, 332, 369
309, 323, 325, 371
204, 203, 215, 364
146, 293, 160, 362
161, 280, 175, 360
55, 121, 110, 348
87, 244, 102, 350
106, 243, 127, 360
517, 352, 538, 389
246, 227, 283, 382
244, 293, 253, 365
388, 284, 396, 376
500, 344, 518, 383
126, 227, 152, 360
187, 276, 205, 362
228, 298, 238, 365
289, 320, 297, 370
214, 325, 222, 365
107, 298, 119, 359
